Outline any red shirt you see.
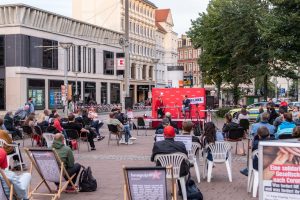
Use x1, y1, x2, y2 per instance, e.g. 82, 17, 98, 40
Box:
53, 119, 63, 132
155, 99, 164, 111
280, 101, 288, 107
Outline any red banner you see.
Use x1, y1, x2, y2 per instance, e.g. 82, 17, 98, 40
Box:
152, 88, 206, 119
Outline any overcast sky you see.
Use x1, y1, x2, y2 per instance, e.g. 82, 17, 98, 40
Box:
0, 0, 209, 35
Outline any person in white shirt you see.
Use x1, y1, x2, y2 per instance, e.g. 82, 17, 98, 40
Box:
237, 108, 249, 123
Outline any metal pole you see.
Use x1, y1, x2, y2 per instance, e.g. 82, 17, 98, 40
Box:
124, 0, 130, 98
64, 48, 68, 115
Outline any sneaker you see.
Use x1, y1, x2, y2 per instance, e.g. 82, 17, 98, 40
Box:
240, 168, 248, 176
129, 136, 137, 140
125, 141, 133, 145
91, 147, 96, 151
97, 136, 105, 141
119, 139, 126, 144
93, 138, 98, 142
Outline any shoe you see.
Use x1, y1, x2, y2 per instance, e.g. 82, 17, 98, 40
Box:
129, 136, 137, 140
125, 141, 133, 145
93, 138, 98, 142
240, 168, 248, 176
119, 139, 126, 144
97, 136, 105, 141
91, 147, 96, 151
65, 186, 77, 193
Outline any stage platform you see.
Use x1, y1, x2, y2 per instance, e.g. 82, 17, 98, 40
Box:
144, 118, 205, 129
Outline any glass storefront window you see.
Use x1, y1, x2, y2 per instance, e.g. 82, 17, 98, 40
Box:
110, 83, 120, 104
69, 81, 81, 101
103, 51, 114, 75
49, 80, 64, 109
27, 79, 45, 110
0, 78, 5, 110
101, 83, 107, 104
84, 82, 96, 104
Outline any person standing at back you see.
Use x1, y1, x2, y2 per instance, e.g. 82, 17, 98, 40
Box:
25, 97, 35, 115
237, 108, 249, 124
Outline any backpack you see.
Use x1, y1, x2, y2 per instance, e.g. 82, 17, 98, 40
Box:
79, 166, 97, 192
186, 174, 203, 200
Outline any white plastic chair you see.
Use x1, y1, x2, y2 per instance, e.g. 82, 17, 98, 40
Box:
205, 142, 232, 182
154, 153, 188, 200
42, 133, 55, 148
188, 142, 201, 183
0, 139, 23, 171
247, 150, 259, 197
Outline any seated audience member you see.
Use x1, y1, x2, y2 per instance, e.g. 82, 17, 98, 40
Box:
181, 120, 200, 144
240, 126, 272, 176
53, 114, 64, 133
24, 114, 36, 128
63, 113, 96, 151
52, 133, 81, 191
88, 107, 105, 141
237, 108, 249, 124
292, 107, 300, 121
0, 130, 24, 170
151, 126, 190, 177
0, 148, 31, 200
155, 118, 170, 135
3, 112, 22, 139
276, 113, 296, 139
48, 109, 57, 124
222, 113, 239, 137
36, 109, 50, 127
255, 107, 264, 123
200, 122, 224, 161
107, 112, 132, 145
268, 106, 279, 125
114, 108, 135, 141
13, 105, 30, 124
273, 107, 285, 131
251, 112, 276, 137
292, 126, 300, 138
165, 112, 179, 134
0, 118, 5, 130
294, 113, 300, 126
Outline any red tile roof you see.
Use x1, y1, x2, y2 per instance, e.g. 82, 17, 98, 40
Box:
155, 9, 170, 22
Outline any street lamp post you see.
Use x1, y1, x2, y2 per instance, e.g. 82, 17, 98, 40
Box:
59, 42, 74, 115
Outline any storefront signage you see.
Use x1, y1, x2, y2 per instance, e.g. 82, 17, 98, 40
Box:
189, 97, 204, 104
259, 140, 300, 200
117, 58, 125, 70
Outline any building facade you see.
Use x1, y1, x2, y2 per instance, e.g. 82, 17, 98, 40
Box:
155, 9, 178, 87
73, 0, 159, 103
0, 4, 131, 112
177, 35, 202, 88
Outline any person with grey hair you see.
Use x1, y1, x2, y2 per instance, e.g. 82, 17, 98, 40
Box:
155, 118, 170, 135
251, 112, 275, 137
165, 112, 179, 133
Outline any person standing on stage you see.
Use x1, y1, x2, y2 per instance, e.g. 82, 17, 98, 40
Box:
155, 96, 165, 119
182, 95, 191, 116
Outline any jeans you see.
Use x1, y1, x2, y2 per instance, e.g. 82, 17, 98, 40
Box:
66, 163, 81, 186
123, 124, 131, 142
91, 120, 104, 137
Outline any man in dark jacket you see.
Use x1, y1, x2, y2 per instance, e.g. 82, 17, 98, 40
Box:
63, 113, 96, 151
151, 125, 190, 177
4, 112, 22, 139
52, 133, 81, 191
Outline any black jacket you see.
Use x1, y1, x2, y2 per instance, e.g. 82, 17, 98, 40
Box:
222, 122, 239, 133
4, 114, 15, 131
151, 138, 190, 176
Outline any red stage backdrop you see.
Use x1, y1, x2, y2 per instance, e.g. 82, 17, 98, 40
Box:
152, 88, 206, 119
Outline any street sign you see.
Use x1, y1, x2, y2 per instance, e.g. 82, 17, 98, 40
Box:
117, 58, 125, 70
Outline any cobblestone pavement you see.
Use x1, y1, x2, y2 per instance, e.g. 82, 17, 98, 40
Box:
18, 112, 257, 200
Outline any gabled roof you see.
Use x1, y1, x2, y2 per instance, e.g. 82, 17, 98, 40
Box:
156, 22, 167, 33
155, 9, 171, 22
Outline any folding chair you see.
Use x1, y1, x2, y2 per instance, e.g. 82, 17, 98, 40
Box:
24, 148, 77, 200
0, 170, 14, 200
107, 124, 122, 146
0, 139, 23, 171
136, 117, 149, 136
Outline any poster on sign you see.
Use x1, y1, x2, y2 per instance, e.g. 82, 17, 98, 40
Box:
259, 139, 300, 200
117, 58, 125, 70
123, 167, 168, 200
156, 135, 192, 151
152, 88, 206, 119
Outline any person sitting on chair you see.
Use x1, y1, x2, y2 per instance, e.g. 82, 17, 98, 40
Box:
181, 120, 200, 144
52, 133, 81, 192
165, 112, 179, 134
108, 112, 132, 145
182, 95, 191, 117
63, 113, 96, 151
275, 112, 296, 139
251, 112, 275, 137
3, 112, 23, 139
0, 148, 31, 200
114, 108, 136, 141
151, 126, 190, 177
155, 118, 170, 135
222, 113, 239, 138
155, 96, 165, 119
